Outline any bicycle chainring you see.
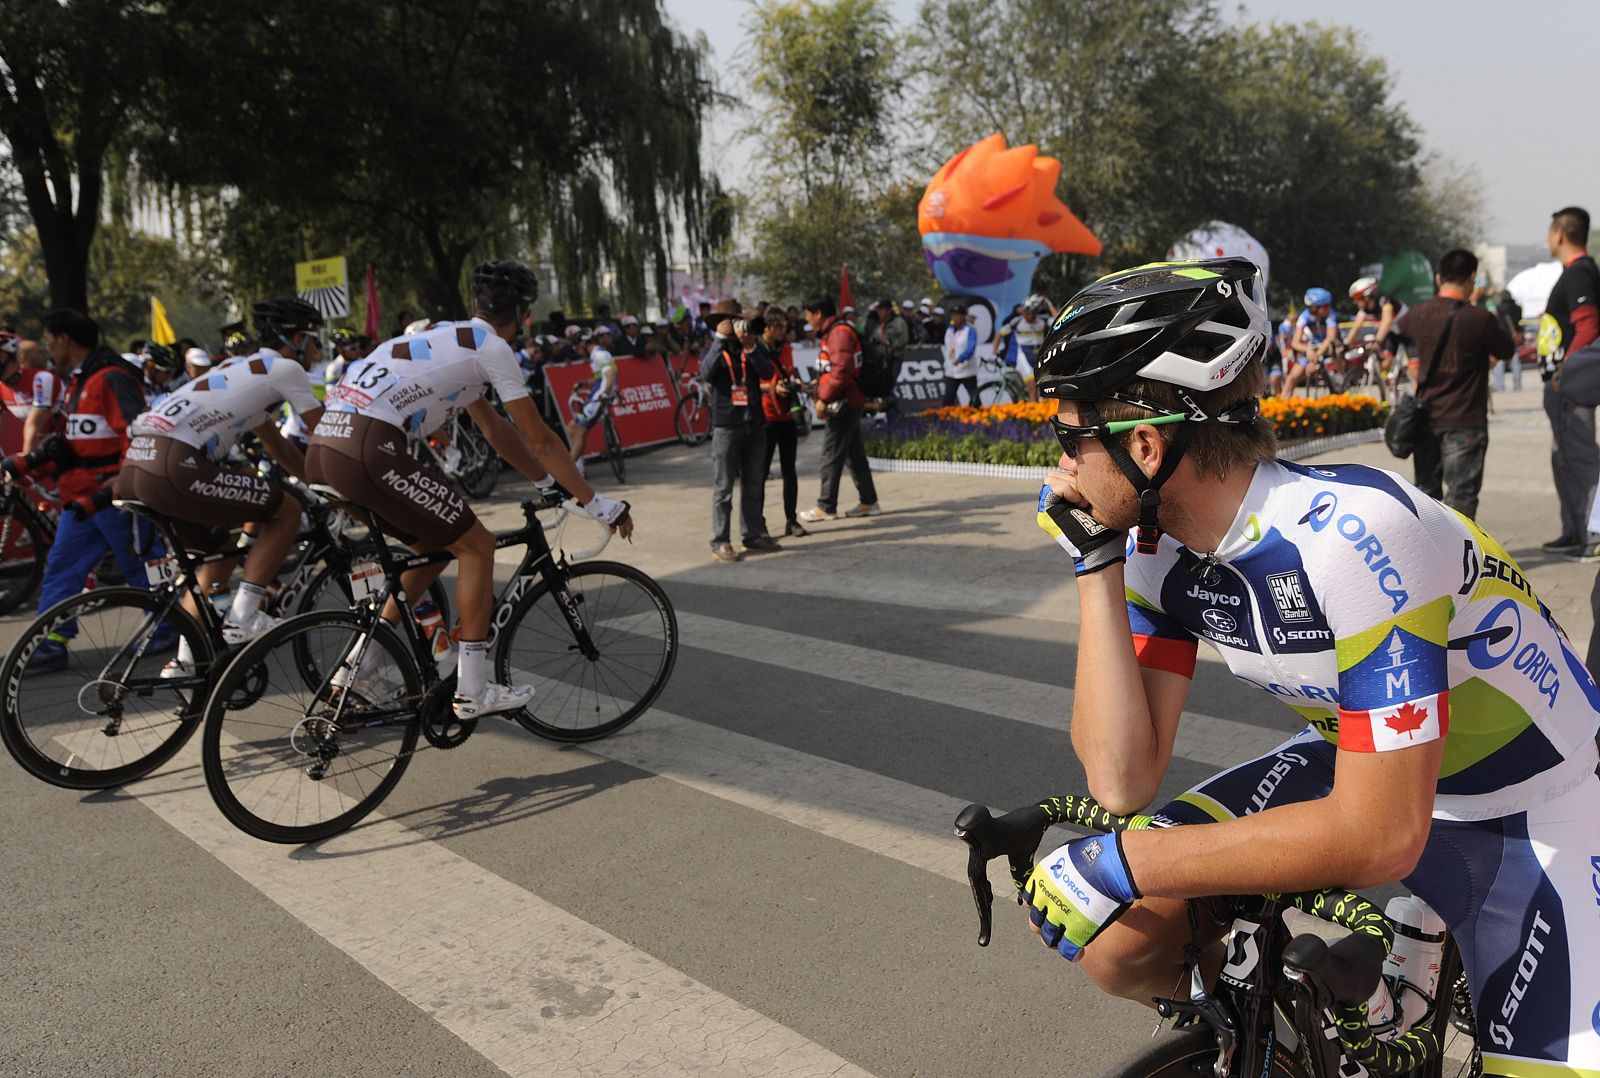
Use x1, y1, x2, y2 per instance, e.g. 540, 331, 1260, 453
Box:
420, 675, 475, 749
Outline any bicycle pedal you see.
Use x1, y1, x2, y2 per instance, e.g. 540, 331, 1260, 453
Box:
420, 677, 475, 749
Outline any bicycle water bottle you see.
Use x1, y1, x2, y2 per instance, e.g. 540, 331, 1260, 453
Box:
413, 600, 457, 677
1382, 895, 1447, 1032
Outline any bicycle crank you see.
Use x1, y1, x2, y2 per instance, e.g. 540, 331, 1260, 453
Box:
420, 676, 476, 749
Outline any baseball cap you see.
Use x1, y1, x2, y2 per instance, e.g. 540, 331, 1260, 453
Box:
620, 314, 639, 326
184, 347, 213, 368
933, 306, 946, 315
900, 300, 913, 310
563, 324, 583, 338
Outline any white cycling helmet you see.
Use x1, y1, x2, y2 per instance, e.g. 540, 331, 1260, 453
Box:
1349, 277, 1379, 303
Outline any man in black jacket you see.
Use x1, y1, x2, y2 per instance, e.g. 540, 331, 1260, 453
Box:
700, 313, 778, 562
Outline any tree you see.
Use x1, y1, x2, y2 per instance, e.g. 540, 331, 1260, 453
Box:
740, 0, 934, 300
0, 0, 161, 311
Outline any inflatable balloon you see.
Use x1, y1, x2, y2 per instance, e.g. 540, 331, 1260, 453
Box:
918, 133, 1100, 331
1169, 221, 1270, 285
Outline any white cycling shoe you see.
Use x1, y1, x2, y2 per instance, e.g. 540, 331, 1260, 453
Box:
221, 610, 279, 647
452, 682, 535, 720
159, 658, 191, 680
329, 647, 393, 703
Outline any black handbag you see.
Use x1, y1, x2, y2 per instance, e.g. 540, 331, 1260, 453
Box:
1385, 301, 1459, 459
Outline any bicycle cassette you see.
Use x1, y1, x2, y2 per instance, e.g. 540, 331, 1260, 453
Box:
419, 676, 476, 749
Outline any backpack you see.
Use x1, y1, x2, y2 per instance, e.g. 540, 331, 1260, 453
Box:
855, 326, 896, 399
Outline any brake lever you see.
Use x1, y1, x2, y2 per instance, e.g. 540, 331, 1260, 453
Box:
953, 802, 1048, 948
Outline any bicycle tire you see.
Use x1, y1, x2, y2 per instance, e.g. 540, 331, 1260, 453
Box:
294, 560, 450, 624
201, 610, 422, 843
1100, 1027, 1305, 1078
0, 503, 48, 616
0, 587, 214, 789
604, 416, 626, 482
977, 381, 1014, 407
495, 561, 677, 743
675, 395, 709, 447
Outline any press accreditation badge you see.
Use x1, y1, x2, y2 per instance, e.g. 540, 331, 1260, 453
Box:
731, 385, 750, 407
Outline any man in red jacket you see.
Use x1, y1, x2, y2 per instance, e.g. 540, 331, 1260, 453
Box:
798, 293, 880, 522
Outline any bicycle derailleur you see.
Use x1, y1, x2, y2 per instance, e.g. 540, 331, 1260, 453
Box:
420, 676, 476, 749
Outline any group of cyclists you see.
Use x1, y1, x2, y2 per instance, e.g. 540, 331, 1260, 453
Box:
2, 261, 633, 721
1272, 278, 1407, 398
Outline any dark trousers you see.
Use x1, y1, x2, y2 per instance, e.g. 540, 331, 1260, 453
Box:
1412, 422, 1488, 520
37, 505, 156, 633
710, 423, 768, 546
763, 417, 800, 525
941, 375, 977, 406
1543, 380, 1599, 540
817, 408, 877, 512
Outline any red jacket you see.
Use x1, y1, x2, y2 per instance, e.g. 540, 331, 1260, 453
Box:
815, 318, 864, 411
59, 348, 145, 499
759, 339, 797, 422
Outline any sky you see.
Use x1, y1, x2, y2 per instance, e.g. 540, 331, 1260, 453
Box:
662, 0, 1599, 246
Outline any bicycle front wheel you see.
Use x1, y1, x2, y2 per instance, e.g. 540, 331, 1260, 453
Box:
0, 503, 48, 616
0, 587, 214, 789
604, 417, 626, 482
201, 610, 422, 843
1101, 1027, 1305, 1078
675, 395, 709, 446
495, 561, 677, 742
977, 381, 1013, 406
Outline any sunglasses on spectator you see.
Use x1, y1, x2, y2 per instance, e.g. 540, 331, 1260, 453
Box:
1049, 413, 1186, 459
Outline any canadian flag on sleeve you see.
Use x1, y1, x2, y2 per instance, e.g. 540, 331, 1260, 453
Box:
1337, 692, 1449, 752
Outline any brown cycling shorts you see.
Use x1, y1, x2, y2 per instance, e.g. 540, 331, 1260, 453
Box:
115, 434, 284, 552
305, 411, 475, 547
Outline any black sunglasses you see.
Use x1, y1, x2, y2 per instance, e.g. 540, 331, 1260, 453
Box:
1049, 413, 1186, 459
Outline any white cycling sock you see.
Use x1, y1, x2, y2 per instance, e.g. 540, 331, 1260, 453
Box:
176, 635, 194, 666
457, 639, 489, 698
228, 580, 269, 624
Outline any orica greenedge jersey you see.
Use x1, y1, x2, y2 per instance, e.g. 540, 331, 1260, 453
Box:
1120, 459, 1599, 822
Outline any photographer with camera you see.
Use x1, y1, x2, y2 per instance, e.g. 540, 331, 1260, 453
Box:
702, 310, 779, 562
757, 311, 809, 539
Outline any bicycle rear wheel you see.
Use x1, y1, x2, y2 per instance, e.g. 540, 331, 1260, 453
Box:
0, 587, 213, 789
675, 395, 709, 446
977, 381, 1015, 406
201, 610, 422, 843
495, 561, 677, 742
0, 503, 48, 616
604, 416, 626, 482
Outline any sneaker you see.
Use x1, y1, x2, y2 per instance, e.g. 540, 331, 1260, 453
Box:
221, 610, 279, 647
452, 681, 535, 720
26, 638, 68, 674
711, 542, 741, 563
1541, 534, 1584, 554
743, 535, 783, 553
844, 502, 882, 517
1564, 543, 1600, 564
160, 658, 192, 680
798, 507, 838, 523
784, 520, 810, 538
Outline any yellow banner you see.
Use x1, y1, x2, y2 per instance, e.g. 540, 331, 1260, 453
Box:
295, 256, 348, 292
150, 296, 176, 345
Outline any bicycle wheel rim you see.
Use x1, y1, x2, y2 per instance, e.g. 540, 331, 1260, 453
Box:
0, 505, 46, 616
0, 588, 211, 788
202, 611, 421, 843
496, 562, 677, 742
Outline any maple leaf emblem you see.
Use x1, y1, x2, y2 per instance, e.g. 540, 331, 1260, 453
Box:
1385, 702, 1429, 739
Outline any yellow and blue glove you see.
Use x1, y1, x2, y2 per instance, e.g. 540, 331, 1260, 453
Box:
1025, 832, 1141, 961
1036, 484, 1125, 577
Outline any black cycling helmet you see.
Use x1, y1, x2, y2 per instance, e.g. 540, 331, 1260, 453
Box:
139, 342, 182, 374
328, 327, 357, 346
1036, 258, 1267, 402
252, 297, 324, 344
469, 260, 538, 319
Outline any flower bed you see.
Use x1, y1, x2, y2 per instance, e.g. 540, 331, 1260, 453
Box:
864, 396, 1389, 466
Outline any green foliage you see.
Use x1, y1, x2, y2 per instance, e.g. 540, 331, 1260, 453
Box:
908, 1, 1479, 306
865, 430, 1059, 466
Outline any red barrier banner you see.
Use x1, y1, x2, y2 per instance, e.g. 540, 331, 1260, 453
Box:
543, 356, 680, 457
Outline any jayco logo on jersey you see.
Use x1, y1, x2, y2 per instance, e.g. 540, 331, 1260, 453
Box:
1202, 609, 1237, 634
1186, 585, 1241, 606
1297, 491, 1408, 613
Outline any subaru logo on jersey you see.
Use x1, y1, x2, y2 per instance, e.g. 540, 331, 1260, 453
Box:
1266, 571, 1312, 622
1202, 608, 1237, 634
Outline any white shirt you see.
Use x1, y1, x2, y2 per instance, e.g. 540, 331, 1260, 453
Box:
943, 323, 978, 379
132, 349, 319, 460
326, 317, 528, 437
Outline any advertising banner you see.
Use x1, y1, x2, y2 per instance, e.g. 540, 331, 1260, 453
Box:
543, 356, 679, 457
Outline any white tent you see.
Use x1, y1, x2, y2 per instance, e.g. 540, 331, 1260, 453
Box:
1169, 221, 1271, 286
1507, 260, 1562, 318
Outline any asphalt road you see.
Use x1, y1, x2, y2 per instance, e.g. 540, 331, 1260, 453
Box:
0, 381, 1589, 1077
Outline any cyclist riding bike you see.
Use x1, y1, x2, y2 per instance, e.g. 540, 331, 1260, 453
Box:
1029, 258, 1600, 1077
1346, 276, 1406, 375
995, 294, 1053, 402
307, 260, 633, 721
115, 297, 328, 669
1279, 286, 1341, 398
563, 324, 619, 476
139, 342, 187, 407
